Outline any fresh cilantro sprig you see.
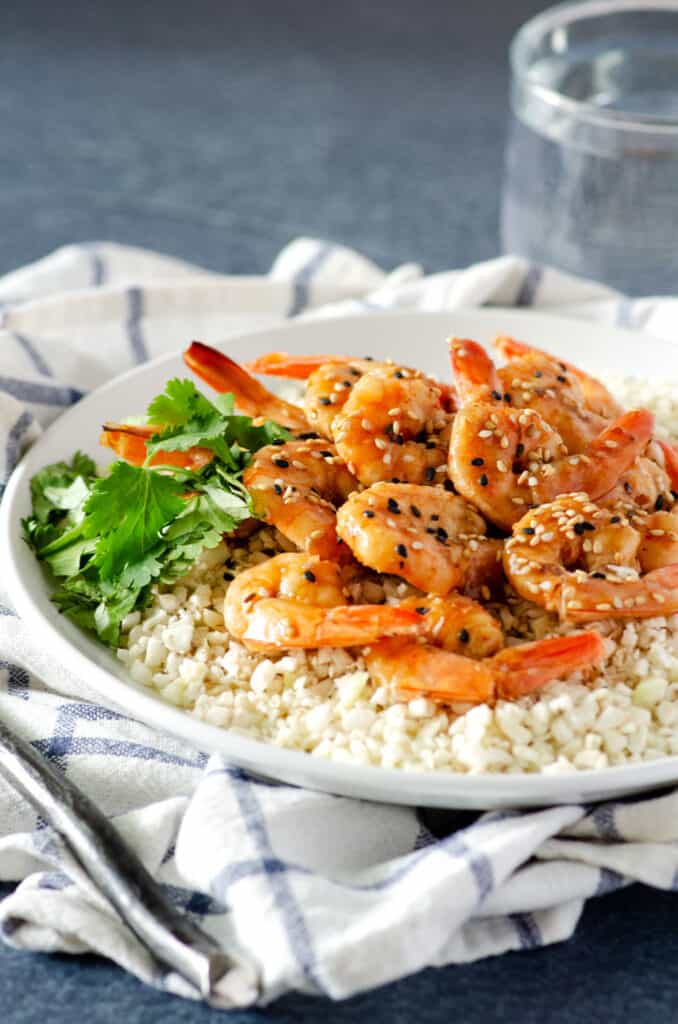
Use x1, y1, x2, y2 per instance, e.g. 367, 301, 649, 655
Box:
23, 380, 290, 646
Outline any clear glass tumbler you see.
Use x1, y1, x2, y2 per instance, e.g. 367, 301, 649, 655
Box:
501, 1, 678, 295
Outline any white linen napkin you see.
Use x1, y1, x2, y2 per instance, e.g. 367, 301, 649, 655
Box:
1, 239, 678, 1007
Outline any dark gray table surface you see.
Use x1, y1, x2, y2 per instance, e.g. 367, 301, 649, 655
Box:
2, 1, 677, 1020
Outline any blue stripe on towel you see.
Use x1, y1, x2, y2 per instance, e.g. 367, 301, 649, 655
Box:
515, 264, 544, 307
126, 287, 149, 363
288, 243, 335, 317
11, 333, 53, 377
0, 376, 83, 406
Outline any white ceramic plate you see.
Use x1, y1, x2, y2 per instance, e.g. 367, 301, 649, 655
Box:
3, 309, 678, 809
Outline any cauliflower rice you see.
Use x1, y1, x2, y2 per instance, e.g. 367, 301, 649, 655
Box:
117, 374, 678, 775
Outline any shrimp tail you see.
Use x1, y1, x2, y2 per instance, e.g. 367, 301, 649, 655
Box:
449, 338, 501, 401
658, 439, 678, 494
100, 423, 214, 470
492, 632, 606, 699
183, 341, 309, 431
245, 352, 347, 379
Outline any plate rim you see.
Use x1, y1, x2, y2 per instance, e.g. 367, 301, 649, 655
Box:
3, 306, 678, 807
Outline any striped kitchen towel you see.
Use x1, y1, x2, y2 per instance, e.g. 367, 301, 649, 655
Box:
1, 239, 678, 1007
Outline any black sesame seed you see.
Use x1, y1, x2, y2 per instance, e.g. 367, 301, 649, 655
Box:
318, 450, 333, 457
522, 527, 535, 535
363, 509, 375, 518
591, 572, 606, 579
414, 430, 428, 443
391, 477, 401, 483
271, 438, 285, 446
274, 484, 283, 495
624, 482, 632, 493
273, 457, 289, 468
479, 473, 488, 487
387, 497, 401, 513
393, 434, 405, 446
458, 628, 470, 644
297, 431, 320, 440
443, 479, 455, 492
512, 461, 522, 474
516, 443, 525, 457
582, 521, 595, 532
610, 515, 621, 523
396, 543, 408, 557
503, 393, 512, 403
557, 374, 567, 383
573, 521, 586, 535
425, 440, 437, 449
534, 370, 543, 378
394, 370, 404, 379
655, 494, 665, 511
319, 396, 331, 406
384, 423, 394, 436
426, 527, 436, 535
436, 527, 448, 541
342, 380, 352, 388
415, 606, 429, 615
304, 570, 316, 583
471, 457, 484, 466
349, 367, 361, 376
491, 390, 502, 401
431, 514, 440, 521
425, 467, 436, 481
410, 505, 422, 518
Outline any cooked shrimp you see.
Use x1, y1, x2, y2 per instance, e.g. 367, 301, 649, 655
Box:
336, 482, 504, 596
493, 335, 624, 420
243, 439, 357, 561
100, 423, 214, 470
183, 341, 309, 432
598, 450, 675, 514
223, 553, 423, 651
396, 593, 504, 658
366, 631, 605, 705
504, 494, 678, 621
333, 365, 452, 486
249, 352, 457, 440
450, 338, 609, 452
658, 439, 678, 494
449, 403, 654, 530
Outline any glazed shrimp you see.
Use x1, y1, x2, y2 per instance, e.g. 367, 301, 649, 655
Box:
493, 335, 624, 420
223, 553, 423, 651
504, 494, 678, 621
336, 482, 504, 597
183, 341, 309, 432
100, 423, 215, 470
249, 352, 457, 440
449, 403, 654, 531
333, 365, 452, 486
243, 439, 357, 560
598, 449, 675, 514
366, 631, 605, 705
450, 338, 610, 452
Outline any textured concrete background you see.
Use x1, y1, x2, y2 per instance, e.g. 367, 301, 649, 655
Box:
3, 1, 678, 1020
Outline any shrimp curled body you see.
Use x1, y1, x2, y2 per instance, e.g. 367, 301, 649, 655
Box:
504, 494, 678, 621
223, 553, 423, 651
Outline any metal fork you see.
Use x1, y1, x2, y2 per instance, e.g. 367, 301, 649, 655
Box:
0, 718, 254, 1002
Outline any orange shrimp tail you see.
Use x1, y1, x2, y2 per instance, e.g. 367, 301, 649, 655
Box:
492, 632, 605, 699
493, 336, 531, 361
592, 408, 654, 460
184, 341, 309, 430
449, 338, 501, 401
100, 422, 213, 470
245, 352, 347, 379
658, 440, 678, 494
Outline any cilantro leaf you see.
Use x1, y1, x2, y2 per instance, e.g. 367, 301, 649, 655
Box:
84, 462, 186, 579
145, 378, 216, 426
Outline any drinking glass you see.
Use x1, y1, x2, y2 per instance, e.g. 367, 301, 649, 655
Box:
501, 1, 678, 295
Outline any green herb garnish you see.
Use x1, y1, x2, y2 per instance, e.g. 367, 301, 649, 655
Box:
23, 380, 289, 646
